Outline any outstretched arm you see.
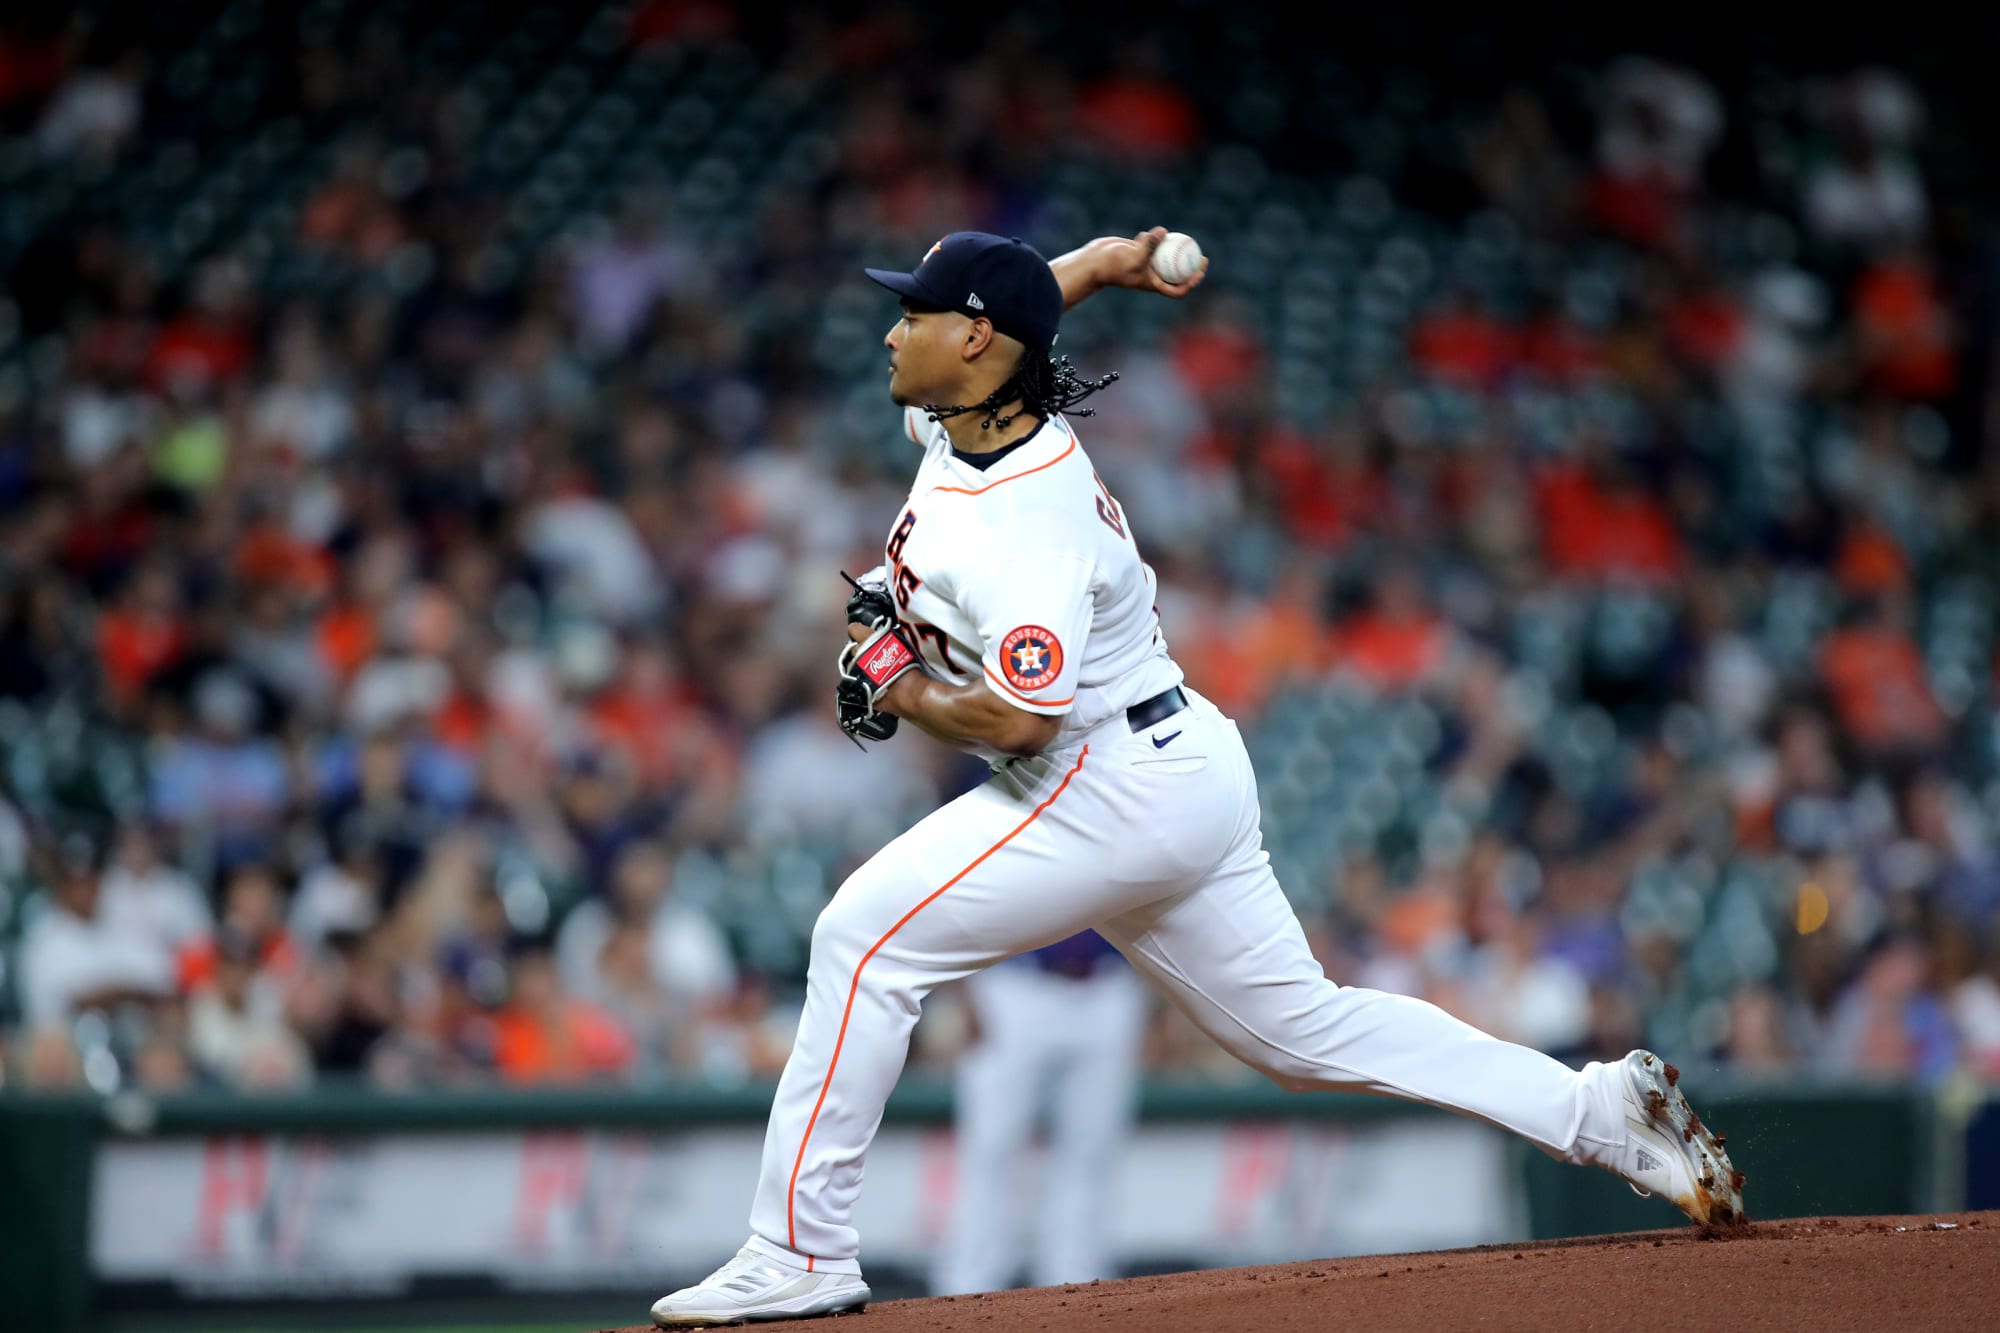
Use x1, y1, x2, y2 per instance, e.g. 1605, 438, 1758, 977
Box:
1051, 226, 1209, 310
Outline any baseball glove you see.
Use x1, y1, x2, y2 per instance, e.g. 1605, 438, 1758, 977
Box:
844, 565, 899, 630
837, 569, 920, 744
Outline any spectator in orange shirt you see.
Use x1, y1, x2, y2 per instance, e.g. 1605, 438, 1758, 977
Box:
1171, 622, 1257, 721
314, 532, 412, 685
1852, 246, 1957, 402
1169, 294, 1264, 405
1516, 295, 1607, 384
493, 943, 635, 1084
1327, 564, 1451, 693
1833, 521, 1911, 597
177, 861, 298, 995
1074, 45, 1198, 160
585, 635, 710, 792
1164, 564, 1266, 721
60, 451, 155, 592
315, 596, 377, 686
1409, 291, 1515, 390
1536, 450, 1684, 584
431, 631, 497, 755
143, 257, 253, 392
97, 559, 187, 707
1251, 422, 1357, 549
233, 520, 334, 598
298, 138, 409, 264
1663, 276, 1745, 377
1818, 594, 1946, 758
1236, 559, 1334, 703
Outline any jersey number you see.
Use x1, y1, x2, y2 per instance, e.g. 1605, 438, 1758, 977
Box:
1093, 471, 1127, 539
910, 621, 960, 673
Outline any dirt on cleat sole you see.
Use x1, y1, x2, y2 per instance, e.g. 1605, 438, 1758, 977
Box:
1636, 1053, 1748, 1229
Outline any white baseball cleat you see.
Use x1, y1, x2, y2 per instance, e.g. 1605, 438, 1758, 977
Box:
651, 1245, 870, 1327
1611, 1049, 1746, 1227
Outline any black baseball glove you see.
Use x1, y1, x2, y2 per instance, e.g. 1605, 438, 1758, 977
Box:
844, 566, 900, 632
837, 569, 921, 744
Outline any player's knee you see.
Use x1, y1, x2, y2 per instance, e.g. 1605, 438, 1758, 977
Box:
1235, 1046, 1321, 1094
808, 895, 866, 972
1265, 1069, 1319, 1095
808, 865, 903, 969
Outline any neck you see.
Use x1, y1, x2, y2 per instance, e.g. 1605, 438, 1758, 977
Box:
940, 396, 1042, 454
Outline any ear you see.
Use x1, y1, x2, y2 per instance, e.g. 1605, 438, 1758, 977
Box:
960, 317, 996, 362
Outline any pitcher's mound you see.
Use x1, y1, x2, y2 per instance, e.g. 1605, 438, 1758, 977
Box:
598, 1213, 1996, 1332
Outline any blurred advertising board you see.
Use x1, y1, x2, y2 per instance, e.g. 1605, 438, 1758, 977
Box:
90, 1118, 1522, 1302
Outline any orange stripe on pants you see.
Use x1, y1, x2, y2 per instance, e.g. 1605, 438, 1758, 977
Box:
785, 746, 1089, 1250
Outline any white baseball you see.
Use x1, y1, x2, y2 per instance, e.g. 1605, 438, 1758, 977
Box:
1151, 231, 1203, 285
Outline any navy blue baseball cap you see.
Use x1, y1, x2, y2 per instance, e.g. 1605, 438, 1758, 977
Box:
866, 232, 1064, 352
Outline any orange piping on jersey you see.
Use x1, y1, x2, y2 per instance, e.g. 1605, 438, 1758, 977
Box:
983, 664, 1075, 708
785, 746, 1090, 1252
927, 417, 1078, 496
904, 412, 920, 444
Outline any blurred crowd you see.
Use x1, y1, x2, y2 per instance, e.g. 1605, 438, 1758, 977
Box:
2, 5, 1999, 1097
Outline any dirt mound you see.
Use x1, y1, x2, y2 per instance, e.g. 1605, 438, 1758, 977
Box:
599, 1213, 1997, 1332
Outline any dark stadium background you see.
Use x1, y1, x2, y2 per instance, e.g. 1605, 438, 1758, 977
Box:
3, 3, 2000, 1330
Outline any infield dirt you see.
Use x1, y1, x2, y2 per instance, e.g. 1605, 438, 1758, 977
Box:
598, 1212, 1996, 1332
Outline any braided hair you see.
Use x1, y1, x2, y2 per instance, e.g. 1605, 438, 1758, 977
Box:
924, 352, 1119, 432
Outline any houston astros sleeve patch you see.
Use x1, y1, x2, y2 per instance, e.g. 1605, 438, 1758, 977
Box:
999, 625, 1064, 692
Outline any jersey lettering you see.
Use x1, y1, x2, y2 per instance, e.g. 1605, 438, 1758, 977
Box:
886, 509, 918, 562
894, 563, 923, 610
1092, 471, 1126, 539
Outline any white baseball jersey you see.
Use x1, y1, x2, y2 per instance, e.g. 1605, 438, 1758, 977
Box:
879, 406, 1183, 763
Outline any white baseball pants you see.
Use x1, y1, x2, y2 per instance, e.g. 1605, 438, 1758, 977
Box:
746, 688, 1628, 1271
933, 956, 1148, 1294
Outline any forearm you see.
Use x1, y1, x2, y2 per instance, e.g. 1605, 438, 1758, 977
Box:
881, 672, 1059, 757
1051, 239, 1116, 310
1051, 227, 1206, 310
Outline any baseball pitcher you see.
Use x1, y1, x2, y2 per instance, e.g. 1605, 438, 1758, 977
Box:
651, 229, 1742, 1326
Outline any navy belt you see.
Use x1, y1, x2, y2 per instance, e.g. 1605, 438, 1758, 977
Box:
1127, 686, 1188, 732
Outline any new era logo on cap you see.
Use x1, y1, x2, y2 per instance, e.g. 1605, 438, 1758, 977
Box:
966, 292, 984, 309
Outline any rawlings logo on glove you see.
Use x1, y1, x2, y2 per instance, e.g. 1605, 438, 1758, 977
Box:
858, 630, 917, 684
837, 570, 922, 745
